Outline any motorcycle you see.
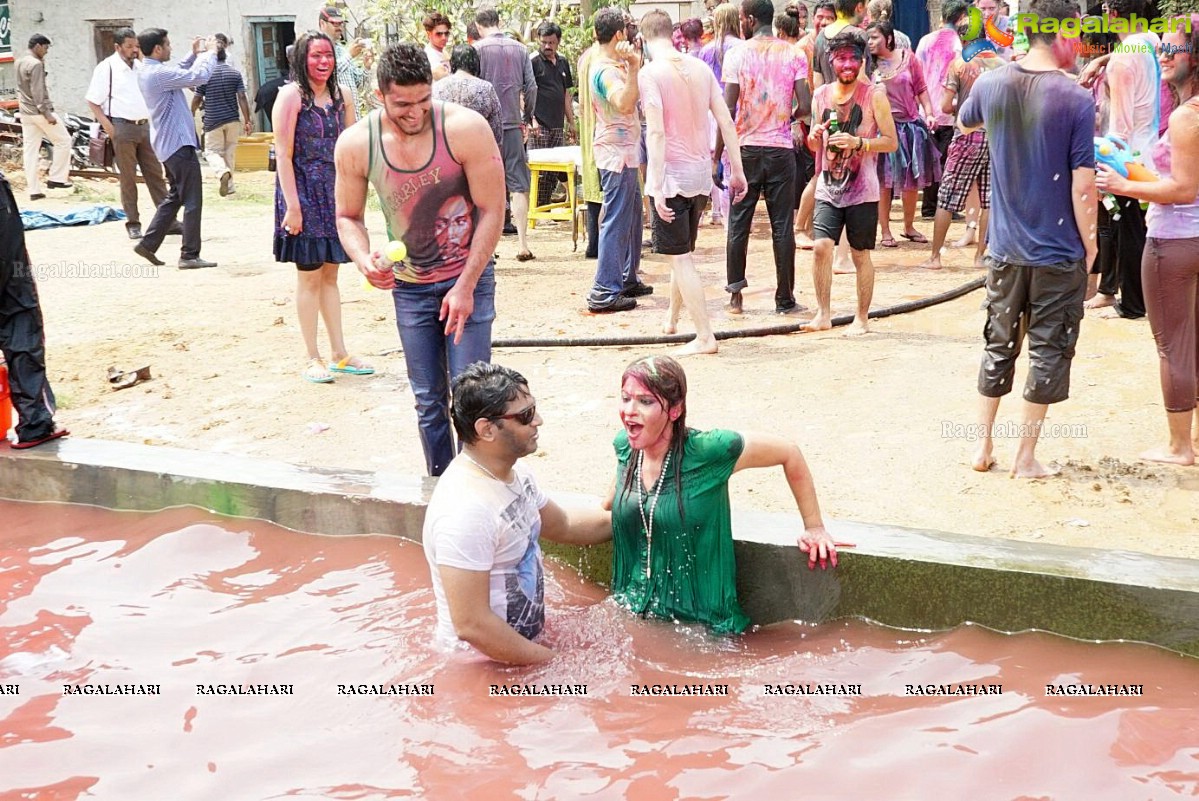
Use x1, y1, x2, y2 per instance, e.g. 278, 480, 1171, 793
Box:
0, 108, 118, 173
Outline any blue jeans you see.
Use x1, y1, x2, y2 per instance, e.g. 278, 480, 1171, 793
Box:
589, 167, 642, 305
392, 265, 496, 476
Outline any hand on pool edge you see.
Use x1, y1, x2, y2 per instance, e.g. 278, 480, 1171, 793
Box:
798, 526, 842, 570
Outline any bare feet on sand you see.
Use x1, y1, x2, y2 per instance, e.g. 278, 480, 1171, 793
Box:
974, 255, 987, 270
1009, 458, 1059, 478
676, 337, 718, 356
801, 313, 832, 332
1139, 445, 1195, 466
662, 318, 678, 335
971, 449, 996, 472
844, 319, 870, 336
833, 259, 856, 275
796, 232, 815, 250
1084, 293, 1116, 310
953, 227, 977, 248
918, 255, 943, 270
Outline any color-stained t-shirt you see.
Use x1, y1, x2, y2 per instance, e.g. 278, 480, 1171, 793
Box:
915, 27, 962, 128
959, 64, 1095, 265
943, 53, 1004, 138
1145, 98, 1199, 240
610, 428, 749, 635
723, 35, 808, 149
1105, 31, 1162, 156
813, 80, 881, 207
424, 458, 549, 650
872, 48, 927, 123
590, 55, 641, 172
697, 35, 742, 87
639, 51, 720, 199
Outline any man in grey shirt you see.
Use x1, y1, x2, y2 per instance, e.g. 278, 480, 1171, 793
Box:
15, 34, 72, 201
474, 6, 537, 261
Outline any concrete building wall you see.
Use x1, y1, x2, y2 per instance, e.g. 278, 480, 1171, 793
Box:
0, 1, 358, 117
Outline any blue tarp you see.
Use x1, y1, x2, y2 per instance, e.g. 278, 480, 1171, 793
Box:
21, 206, 127, 231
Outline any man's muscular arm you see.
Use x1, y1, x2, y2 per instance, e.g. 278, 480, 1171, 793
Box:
334, 121, 394, 288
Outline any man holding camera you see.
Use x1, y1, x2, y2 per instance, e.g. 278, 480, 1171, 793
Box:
318, 5, 374, 119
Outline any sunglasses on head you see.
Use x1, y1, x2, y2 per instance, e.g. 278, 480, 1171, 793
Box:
491, 403, 537, 426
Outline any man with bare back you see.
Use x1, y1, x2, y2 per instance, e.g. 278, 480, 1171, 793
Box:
335, 43, 505, 477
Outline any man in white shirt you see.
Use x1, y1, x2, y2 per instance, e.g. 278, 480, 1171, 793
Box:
86, 27, 169, 240
423, 11, 452, 81
423, 362, 610, 665
639, 10, 747, 355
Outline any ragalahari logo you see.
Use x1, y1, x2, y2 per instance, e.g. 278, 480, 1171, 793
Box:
960, 6, 1015, 61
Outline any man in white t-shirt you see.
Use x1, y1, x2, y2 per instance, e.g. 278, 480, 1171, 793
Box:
423, 11, 452, 81
638, 10, 746, 355
423, 362, 611, 665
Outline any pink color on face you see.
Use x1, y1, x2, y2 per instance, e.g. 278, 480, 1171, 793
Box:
306, 39, 335, 84
831, 48, 864, 81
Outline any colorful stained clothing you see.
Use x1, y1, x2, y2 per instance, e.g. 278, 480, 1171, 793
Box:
873, 49, 926, 123
697, 35, 742, 87
366, 104, 478, 284
723, 35, 809, 149
274, 95, 349, 266
812, 22, 871, 85
944, 53, 1004, 136
1105, 31, 1161, 155
610, 428, 750, 635
577, 45, 603, 204
638, 51, 721, 199
1146, 98, 1199, 240
959, 64, 1095, 266
915, 27, 962, 129
589, 54, 641, 172
874, 49, 941, 192
475, 33, 537, 130
812, 81, 881, 207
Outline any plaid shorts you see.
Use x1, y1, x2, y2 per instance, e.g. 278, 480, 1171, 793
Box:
937, 130, 991, 213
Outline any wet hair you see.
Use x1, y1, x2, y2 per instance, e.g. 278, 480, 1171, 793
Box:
449, 44, 479, 76
28, 33, 51, 49
377, 42, 432, 90
814, 1, 836, 16
1023, 0, 1081, 46
594, 7, 626, 45
776, 6, 802, 39
866, 20, 895, 51
742, 0, 775, 28
680, 17, 704, 42
452, 362, 530, 444
537, 21, 563, 40
834, 0, 863, 19
423, 11, 450, 32
291, 31, 342, 106
1104, 0, 1145, 20
138, 28, 168, 57
466, 22, 480, 42
618, 356, 689, 521
941, 0, 970, 25
112, 28, 137, 47
475, 7, 501, 28
711, 3, 742, 67
641, 9, 674, 42
827, 28, 866, 58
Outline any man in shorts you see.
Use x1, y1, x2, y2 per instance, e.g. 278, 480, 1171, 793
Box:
918, 43, 1005, 271
424, 362, 610, 664
957, 0, 1097, 478
474, 6, 538, 261
639, 10, 747, 354
802, 30, 896, 335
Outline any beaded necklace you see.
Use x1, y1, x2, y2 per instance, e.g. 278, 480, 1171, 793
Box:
636, 449, 672, 580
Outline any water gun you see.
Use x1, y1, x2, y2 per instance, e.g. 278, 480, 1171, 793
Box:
1094, 136, 1158, 181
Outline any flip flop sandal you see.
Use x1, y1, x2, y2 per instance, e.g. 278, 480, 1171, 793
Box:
305, 359, 335, 384
328, 356, 375, 376
12, 428, 70, 449
901, 232, 929, 244
880, 236, 899, 248
108, 365, 152, 390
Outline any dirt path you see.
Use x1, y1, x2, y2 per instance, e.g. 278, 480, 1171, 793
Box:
14, 170, 1198, 560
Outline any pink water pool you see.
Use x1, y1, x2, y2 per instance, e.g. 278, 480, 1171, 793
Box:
1, 500, 1196, 799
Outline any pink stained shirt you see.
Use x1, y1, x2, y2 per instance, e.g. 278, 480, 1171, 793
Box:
873, 48, 927, 124
590, 54, 641, 172
723, 35, 809, 149
915, 27, 962, 128
1105, 31, 1162, 156
638, 51, 722, 199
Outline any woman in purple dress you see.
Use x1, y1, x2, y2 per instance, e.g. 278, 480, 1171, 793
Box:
273, 30, 370, 384
866, 21, 941, 248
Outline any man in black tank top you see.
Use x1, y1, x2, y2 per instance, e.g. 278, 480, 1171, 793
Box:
335, 44, 506, 476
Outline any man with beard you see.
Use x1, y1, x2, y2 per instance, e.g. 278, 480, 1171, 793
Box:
423, 362, 610, 664
334, 44, 505, 477
802, 30, 896, 335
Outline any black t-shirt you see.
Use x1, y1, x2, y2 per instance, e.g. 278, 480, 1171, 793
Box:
255, 77, 288, 121
530, 53, 573, 130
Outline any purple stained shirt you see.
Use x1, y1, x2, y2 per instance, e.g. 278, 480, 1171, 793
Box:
916, 27, 962, 128
873, 48, 927, 123
697, 35, 742, 87
813, 81, 882, 208
723, 35, 808, 150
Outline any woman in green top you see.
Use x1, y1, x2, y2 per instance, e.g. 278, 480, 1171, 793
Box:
602, 356, 839, 634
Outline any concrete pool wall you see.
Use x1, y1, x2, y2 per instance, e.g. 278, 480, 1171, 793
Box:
2, 439, 1197, 657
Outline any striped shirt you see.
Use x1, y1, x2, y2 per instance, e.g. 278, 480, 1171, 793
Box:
138, 52, 215, 162
195, 61, 245, 131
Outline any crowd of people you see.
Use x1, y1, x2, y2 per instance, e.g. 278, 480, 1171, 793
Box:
3, 0, 1197, 662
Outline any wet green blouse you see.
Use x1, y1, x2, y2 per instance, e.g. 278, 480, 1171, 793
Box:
610, 428, 750, 634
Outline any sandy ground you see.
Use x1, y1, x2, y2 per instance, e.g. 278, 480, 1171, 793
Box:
9, 168, 1198, 560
